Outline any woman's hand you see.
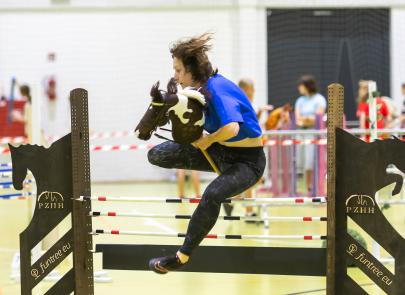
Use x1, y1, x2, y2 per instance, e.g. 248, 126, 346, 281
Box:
192, 134, 214, 150
193, 122, 239, 150
302, 116, 315, 127
260, 105, 274, 112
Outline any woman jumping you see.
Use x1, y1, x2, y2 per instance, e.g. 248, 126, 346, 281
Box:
148, 33, 265, 274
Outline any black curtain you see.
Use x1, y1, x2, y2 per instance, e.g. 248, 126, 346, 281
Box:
267, 9, 390, 120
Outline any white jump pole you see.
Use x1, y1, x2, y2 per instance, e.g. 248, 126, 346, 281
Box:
368, 81, 383, 262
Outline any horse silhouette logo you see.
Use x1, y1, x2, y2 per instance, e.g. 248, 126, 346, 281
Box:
37, 191, 64, 210
346, 194, 375, 214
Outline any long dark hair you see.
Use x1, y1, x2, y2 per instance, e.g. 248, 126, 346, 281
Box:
170, 33, 217, 84
19, 85, 31, 103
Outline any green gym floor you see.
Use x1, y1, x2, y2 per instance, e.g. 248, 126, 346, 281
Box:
0, 181, 401, 295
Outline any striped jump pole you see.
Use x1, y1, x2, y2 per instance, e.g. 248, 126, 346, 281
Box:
89, 211, 327, 222
80, 196, 326, 204
0, 171, 33, 178
0, 179, 34, 189
0, 172, 12, 178
92, 229, 327, 240
0, 183, 14, 189
376, 200, 405, 205
0, 163, 12, 168
0, 192, 33, 200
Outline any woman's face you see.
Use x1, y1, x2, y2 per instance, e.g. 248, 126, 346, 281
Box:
173, 57, 194, 88
298, 84, 309, 96
358, 83, 368, 101
242, 84, 255, 101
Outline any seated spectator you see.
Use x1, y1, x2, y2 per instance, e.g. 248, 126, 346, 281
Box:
177, 170, 201, 199
265, 103, 292, 130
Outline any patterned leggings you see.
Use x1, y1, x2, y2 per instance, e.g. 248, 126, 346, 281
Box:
147, 141, 266, 256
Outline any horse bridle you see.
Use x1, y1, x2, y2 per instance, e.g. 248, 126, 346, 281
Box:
146, 100, 174, 141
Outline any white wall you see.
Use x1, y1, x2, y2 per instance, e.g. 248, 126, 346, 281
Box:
1, 0, 404, 181
391, 8, 405, 110
0, 3, 267, 181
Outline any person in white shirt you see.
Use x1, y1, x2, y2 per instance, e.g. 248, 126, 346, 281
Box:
295, 75, 326, 195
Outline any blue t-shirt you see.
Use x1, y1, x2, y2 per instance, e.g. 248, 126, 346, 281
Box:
295, 93, 326, 117
204, 74, 262, 142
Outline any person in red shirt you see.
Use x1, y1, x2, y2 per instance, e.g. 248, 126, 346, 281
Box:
356, 80, 389, 140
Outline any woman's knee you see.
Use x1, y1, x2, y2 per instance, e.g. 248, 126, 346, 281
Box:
147, 143, 180, 168
147, 147, 163, 166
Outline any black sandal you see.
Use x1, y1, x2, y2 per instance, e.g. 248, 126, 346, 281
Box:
149, 254, 185, 274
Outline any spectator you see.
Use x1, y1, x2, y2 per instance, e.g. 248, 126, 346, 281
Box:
237, 78, 271, 220
0, 83, 6, 103
177, 170, 201, 199
381, 96, 398, 129
238, 78, 273, 126
356, 80, 389, 139
10, 84, 32, 142
20, 85, 32, 142
265, 103, 292, 130
295, 75, 326, 195
400, 83, 405, 127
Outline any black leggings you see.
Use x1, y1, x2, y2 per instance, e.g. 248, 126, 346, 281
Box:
148, 141, 266, 256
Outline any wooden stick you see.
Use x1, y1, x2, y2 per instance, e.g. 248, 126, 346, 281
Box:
201, 149, 221, 174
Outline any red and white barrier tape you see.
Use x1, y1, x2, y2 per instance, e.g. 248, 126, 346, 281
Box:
48, 130, 134, 142
0, 137, 25, 145
0, 138, 329, 155
0, 143, 158, 154
1, 130, 135, 146
90, 211, 327, 222
3, 127, 405, 146
264, 138, 327, 146
90, 143, 155, 152
81, 196, 326, 204
92, 229, 326, 240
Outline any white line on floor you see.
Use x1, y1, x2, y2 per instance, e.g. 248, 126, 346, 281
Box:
0, 247, 18, 253
130, 208, 177, 234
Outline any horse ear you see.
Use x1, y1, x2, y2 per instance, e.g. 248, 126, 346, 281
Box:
167, 78, 178, 94
198, 87, 210, 102
8, 144, 19, 154
150, 81, 164, 102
